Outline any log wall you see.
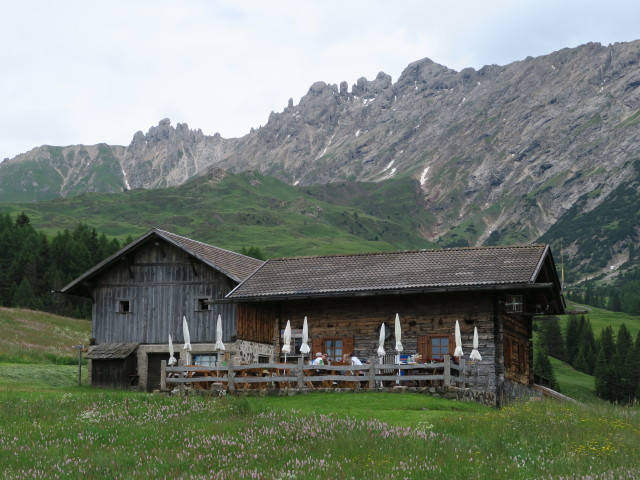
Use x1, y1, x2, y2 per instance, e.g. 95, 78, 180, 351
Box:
245, 291, 501, 389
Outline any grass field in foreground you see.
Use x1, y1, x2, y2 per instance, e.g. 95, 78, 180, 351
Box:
1, 377, 639, 479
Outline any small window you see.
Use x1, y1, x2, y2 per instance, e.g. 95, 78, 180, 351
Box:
505, 295, 523, 313
117, 300, 130, 313
431, 337, 450, 360
324, 338, 344, 364
417, 334, 454, 362
258, 355, 270, 364
192, 354, 217, 367
196, 298, 210, 311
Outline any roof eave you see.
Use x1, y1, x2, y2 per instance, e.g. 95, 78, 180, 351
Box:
222, 282, 556, 303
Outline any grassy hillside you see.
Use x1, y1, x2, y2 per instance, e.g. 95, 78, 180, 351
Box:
0, 171, 435, 258
0, 307, 91, 364
562, 301, 640, 338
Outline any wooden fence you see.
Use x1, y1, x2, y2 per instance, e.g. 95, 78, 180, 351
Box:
161, 355, 489, 393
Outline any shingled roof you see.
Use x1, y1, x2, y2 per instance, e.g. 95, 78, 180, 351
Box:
157, 229, 264, 282
226, 244, 559, 300
86, 342, 139, 359
60, 228, 264, 297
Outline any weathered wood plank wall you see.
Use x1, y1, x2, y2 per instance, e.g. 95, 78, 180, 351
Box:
92, 241, 238, 344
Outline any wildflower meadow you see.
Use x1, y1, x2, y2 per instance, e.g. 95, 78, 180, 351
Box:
1, 387, 639, 479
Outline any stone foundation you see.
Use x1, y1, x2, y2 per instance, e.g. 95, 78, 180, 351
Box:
135, 341, 274, 391
174, 385, 498, 408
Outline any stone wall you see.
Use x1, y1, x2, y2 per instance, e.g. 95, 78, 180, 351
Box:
136, 340, 274, 391
179, 384, 499, 408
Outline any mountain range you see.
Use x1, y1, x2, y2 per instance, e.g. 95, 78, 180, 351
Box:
0, 40, 639, 289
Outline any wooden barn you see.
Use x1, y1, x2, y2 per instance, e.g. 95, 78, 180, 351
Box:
224, 244, 565, 404
62, 228, 564, 403
60, 229, 267, 391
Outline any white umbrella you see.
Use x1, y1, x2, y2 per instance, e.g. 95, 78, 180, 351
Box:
300, 317, 310, 355
394, 313, 403, 353
282, 320, 292, 362
183, 316, 192, 351
454, 320, 464, 357
470, 326, 482, 361
377, 322, 386, 357
215, 314, 225, 351
394, 313, 403, 382
168, 334, 177, 366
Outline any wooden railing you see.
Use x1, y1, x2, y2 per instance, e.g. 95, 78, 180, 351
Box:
161, 356, 489, 393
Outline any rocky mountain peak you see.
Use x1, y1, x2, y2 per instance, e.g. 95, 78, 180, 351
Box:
1, 40, 639, 283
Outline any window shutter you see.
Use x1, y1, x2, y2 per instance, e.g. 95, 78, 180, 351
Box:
417, 335, 429, 359
343, 336, 355, 357
311, 337, 323, 356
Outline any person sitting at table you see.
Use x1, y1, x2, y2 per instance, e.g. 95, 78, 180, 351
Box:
322, 353, 332, 365
312, 352, 324, 365
348, 352, 362, 366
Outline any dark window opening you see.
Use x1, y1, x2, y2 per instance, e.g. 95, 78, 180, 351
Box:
197, 298, 210, 311
118, 300, 130, 313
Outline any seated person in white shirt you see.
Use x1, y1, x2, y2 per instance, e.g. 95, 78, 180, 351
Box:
312, 352, 324, 365
348, 352, 362, 366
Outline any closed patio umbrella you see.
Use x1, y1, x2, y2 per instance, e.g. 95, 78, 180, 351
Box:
183, 316, 192, 351
470, 326, 482, 361
215, 314, 225, 351
394, 313, 403, 353
282, 320, 292, 362
168, 334, 177, 366
394, 313, 403, 382
183, 316, 192, 364
454, 320, 464, 357
300, 316, 310, 356
377, 322, 386, 357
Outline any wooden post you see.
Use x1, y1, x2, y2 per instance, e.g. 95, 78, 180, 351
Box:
227, 355, 236, 394
178, 357, 185, 394
459, 358, 466, 388
73, 345, 83, 387
160, 359, 167, 391
297, 356, 304, 390
368, 356, 376, 390
444, 355, 451, 386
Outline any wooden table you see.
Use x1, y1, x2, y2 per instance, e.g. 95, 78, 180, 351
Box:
239, 367, 270, 389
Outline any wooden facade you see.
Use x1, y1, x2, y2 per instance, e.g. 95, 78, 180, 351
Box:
61, 229, 266, 391
238, 291, 500, 387
63, 229, 564, 402
90, 241, 238, 344
85, 342, 139, 390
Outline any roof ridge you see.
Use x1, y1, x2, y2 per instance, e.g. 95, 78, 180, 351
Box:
156, 229, 264, 263
266, 243, 547, 262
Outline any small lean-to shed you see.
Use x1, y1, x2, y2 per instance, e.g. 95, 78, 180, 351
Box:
60, 228, 265, 391
226, 244, 565, 405
85, 342, 139, 389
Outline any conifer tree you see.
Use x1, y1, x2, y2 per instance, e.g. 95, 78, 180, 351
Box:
623, 332, 640, 403
565, 314, 580, 364
577, 317, 597, 374
533, 344, 559, 391
538, 317, 566, 361
594, 347, 613, 401
12, 277, 39, 310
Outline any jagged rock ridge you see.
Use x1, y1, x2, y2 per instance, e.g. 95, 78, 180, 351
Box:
0, 41, 639, 276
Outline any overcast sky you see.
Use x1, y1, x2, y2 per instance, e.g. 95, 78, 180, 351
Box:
1, 0, 638, 160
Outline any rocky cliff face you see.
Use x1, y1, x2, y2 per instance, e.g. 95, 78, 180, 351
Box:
1, 41, 638, 258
